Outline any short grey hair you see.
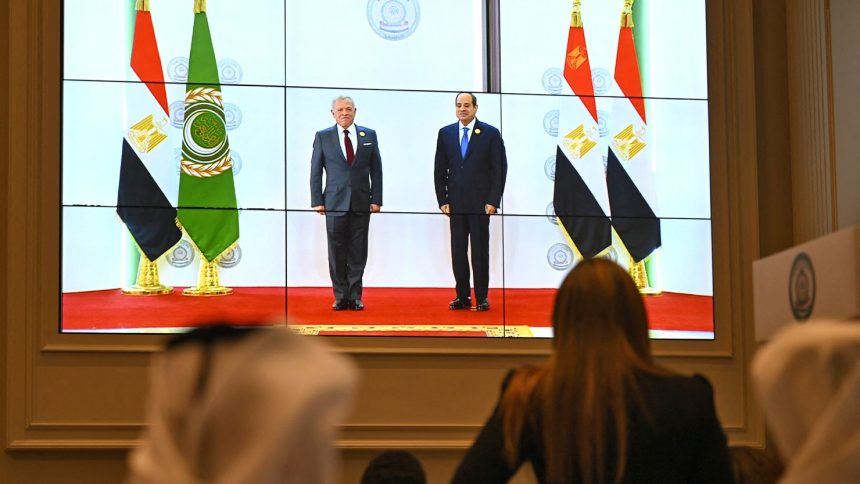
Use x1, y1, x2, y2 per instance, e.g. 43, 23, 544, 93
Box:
331, 96, 355, 110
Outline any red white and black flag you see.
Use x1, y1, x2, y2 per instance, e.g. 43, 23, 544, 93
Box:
606, 0, 660, 263
552, 0, 613, 259
116, 1, 182, 262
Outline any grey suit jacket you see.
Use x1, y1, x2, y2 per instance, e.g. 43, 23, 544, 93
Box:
310, 125, 382, 215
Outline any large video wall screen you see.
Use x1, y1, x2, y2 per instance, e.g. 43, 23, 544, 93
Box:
62, 0, 712, 339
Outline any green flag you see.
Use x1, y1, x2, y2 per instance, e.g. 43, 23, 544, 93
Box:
178, 1, 239, 262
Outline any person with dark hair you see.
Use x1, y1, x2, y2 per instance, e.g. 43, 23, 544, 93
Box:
434, 92, 507, 312
452, 259, 733, 483
360, 450, 427, 484
125, 324, 356, 484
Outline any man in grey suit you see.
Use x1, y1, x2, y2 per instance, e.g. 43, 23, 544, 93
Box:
310, 96, 382, 310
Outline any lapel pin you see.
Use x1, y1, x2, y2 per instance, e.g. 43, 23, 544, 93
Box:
474, 128, 481, 134
359, 131, 366, 137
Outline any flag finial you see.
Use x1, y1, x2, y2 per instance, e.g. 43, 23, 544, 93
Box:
135, 0, 150, 12
570, 0, 583, 28
194, 0, 206, 14
621, 0, 634, 28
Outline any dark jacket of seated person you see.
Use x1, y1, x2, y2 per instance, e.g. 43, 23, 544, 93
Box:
451, 259, 734, 484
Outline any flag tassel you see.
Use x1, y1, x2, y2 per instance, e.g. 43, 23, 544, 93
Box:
135, 0, 150, 12
194, 0, 206, 14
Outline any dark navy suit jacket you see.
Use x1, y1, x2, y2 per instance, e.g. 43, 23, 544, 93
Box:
434, 119, 507, 214
310, 125, 382, 215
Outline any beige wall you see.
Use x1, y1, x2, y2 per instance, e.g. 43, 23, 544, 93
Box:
754, 0, 794, 257
2, 0, 788, 482
830, 0, 860, 230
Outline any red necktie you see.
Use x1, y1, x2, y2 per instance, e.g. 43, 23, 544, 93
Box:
343, 129, 355, 166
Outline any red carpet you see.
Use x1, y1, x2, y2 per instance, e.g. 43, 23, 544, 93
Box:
62, 287, 713, 334
62, 287, 287, 331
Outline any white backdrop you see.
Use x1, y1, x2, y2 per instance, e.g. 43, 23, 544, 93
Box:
62, 0, 712, 295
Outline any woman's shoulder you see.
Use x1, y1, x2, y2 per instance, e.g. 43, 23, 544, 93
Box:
636, 371, 716, 401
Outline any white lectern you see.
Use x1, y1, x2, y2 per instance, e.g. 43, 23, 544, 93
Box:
753, 226, 860, 341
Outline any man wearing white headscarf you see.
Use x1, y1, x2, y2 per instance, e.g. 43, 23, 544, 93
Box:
125, 326, 356, 484
751, 319, 860, 484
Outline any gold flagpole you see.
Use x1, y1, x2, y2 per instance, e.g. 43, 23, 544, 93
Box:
183, 249, 232, 296
571, 0, 582, 28
611, 228, 661, 296
621, 0, 635, 28
122, 250, 173, 295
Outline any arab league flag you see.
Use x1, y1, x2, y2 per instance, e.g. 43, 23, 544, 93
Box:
606, 3, 660, 263
116, 1, 182, 262
177, 0, 239, 263
552, 2, 612, 259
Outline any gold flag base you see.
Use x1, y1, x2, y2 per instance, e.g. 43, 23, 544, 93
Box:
121, 254, 173, 296
628, 256, 662, 297
183, 258, 232, 296
183, 286, 233, 296
122, 285, 174, 296
638, 286, 663, 297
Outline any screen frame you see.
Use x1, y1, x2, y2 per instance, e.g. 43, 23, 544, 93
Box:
51, 0, 731, 356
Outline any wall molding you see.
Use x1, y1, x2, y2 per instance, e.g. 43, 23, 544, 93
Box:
786, 0, 837, 241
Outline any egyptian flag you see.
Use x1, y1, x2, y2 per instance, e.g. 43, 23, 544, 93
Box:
177, 0, 240, 263
116, 0, 182, 262
606, 2, 660, 262
552, 0, 612, 259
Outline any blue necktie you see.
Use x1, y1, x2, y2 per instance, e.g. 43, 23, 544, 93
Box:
460, 127, 469, 159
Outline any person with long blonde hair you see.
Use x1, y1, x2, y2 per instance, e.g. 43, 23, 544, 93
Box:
452, 259, 733, 483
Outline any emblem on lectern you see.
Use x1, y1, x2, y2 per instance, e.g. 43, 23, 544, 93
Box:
788, 252, 815, 321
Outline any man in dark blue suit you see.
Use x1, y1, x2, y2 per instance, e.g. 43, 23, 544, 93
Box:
434, 93, 507, 311
310, 96, 382, 311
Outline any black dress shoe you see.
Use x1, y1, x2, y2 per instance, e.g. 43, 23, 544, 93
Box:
351, 299, 364, 310
476, 300, 490, 311
332, 300, 350, 311
449, 297, 472, 310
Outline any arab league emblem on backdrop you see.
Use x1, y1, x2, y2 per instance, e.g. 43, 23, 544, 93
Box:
542, 67, 563, 95
544, 155, 556, 181
788, 252, 815, 321
367, 0, 420, 41
547, 243, 574, 271
217, 245, 242, 269
545, 202, 557, 225
167, 240, 195, 268
543, 110, 560, 137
